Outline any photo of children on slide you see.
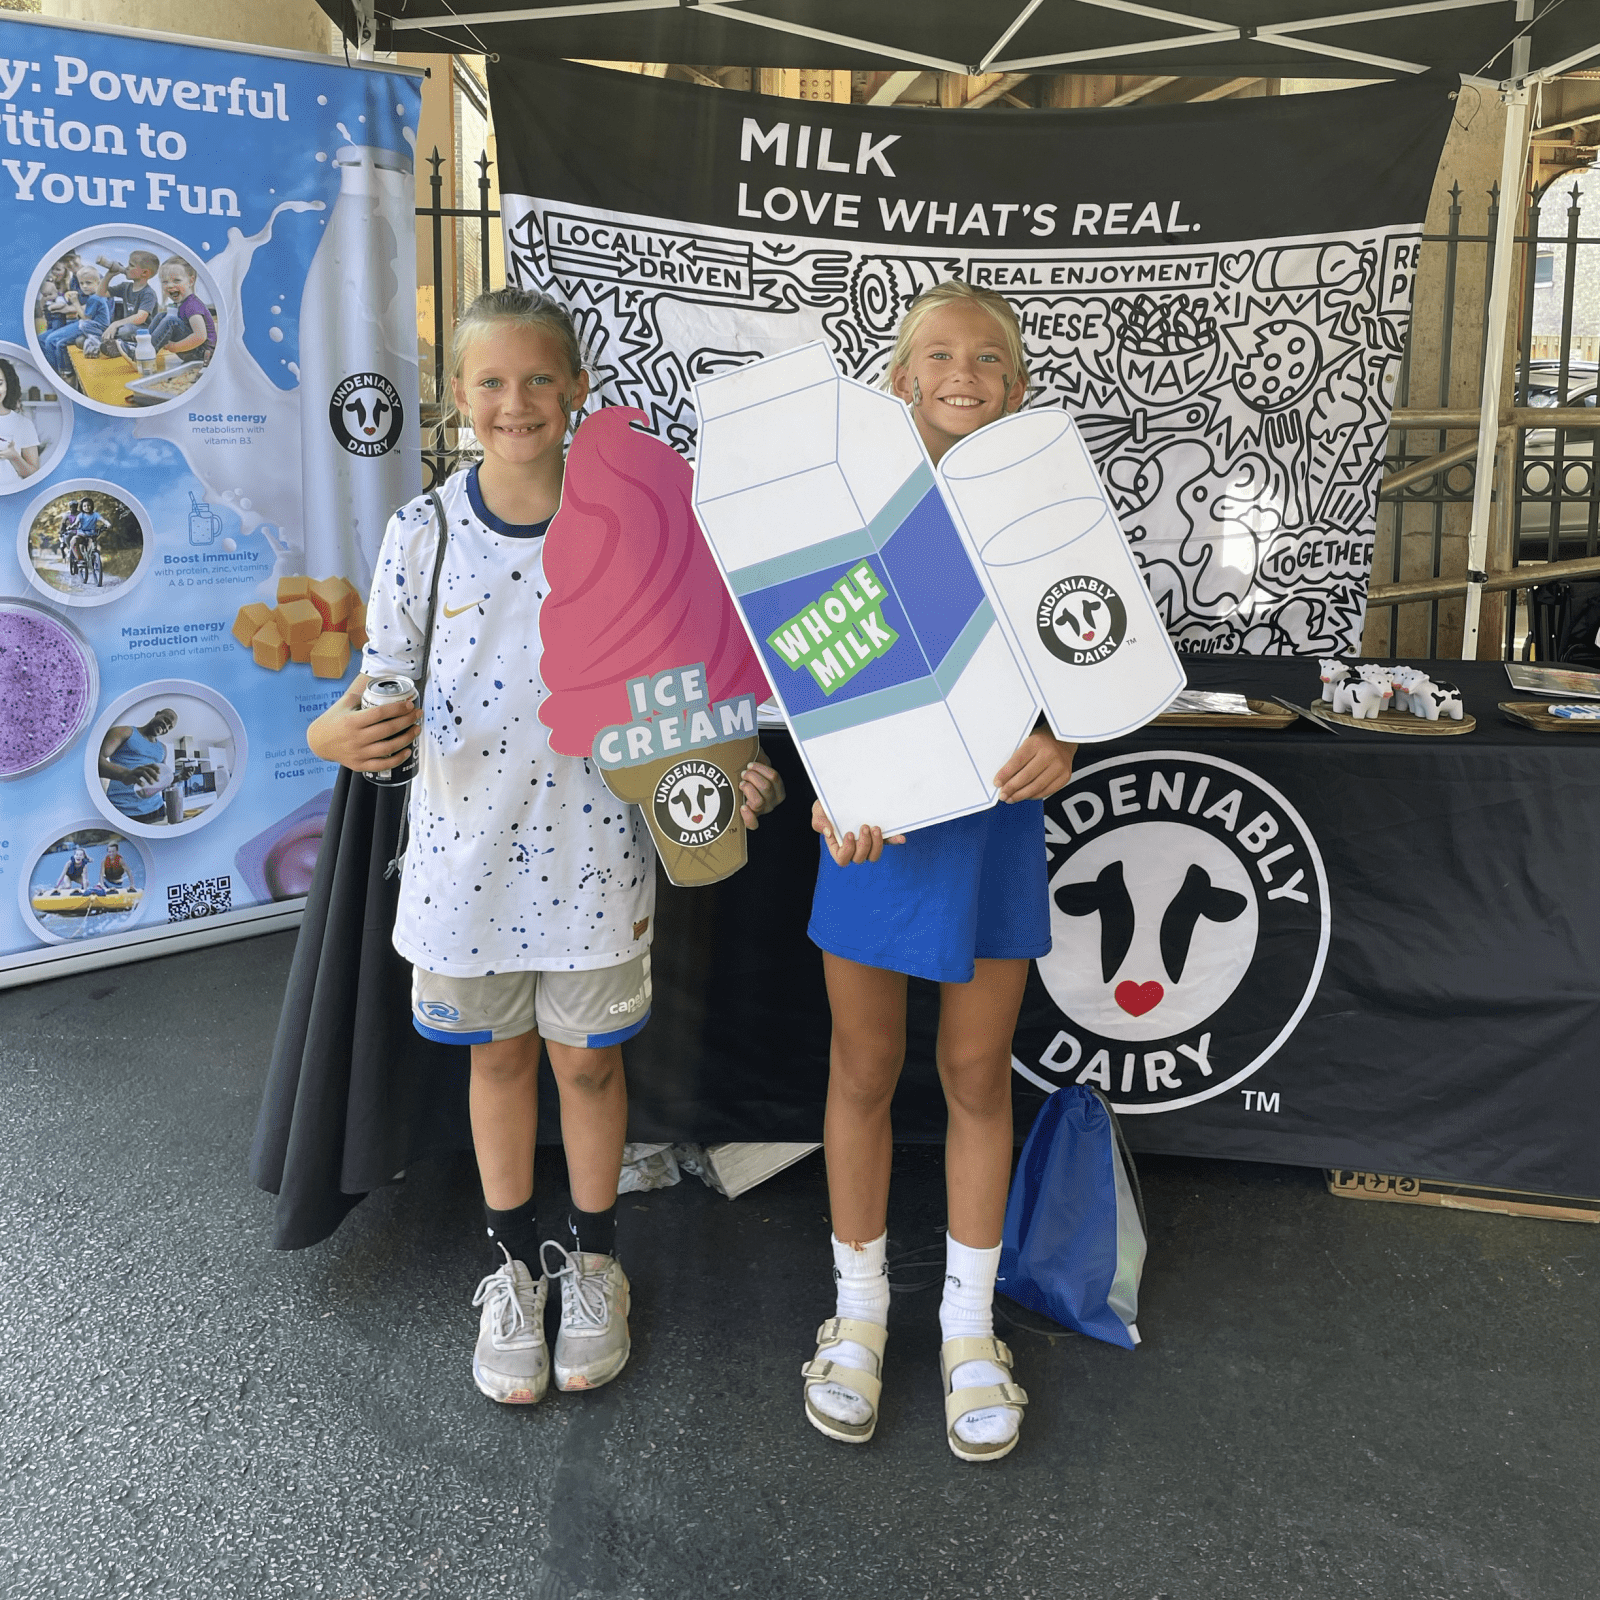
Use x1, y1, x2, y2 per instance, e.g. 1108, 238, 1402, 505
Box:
25, 826, 149, 943
21, 484, 147, 600
90, 687, 241, 834
30, 233, 218, 409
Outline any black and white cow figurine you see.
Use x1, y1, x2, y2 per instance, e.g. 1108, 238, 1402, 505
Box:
1317, 657, 1355, 705
1407, 675, 1464, 722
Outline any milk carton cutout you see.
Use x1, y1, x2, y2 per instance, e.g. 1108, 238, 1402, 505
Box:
298, 145, 421, 598
937, 411, 1185, 743
693, 344, 1039, 840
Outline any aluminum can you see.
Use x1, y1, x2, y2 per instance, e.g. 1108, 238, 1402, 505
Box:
361, 674, 419, 786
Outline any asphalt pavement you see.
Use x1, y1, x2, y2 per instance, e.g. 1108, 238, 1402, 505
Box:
0, 931, 1594, 1600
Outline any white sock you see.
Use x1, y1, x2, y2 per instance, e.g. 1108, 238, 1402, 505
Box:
807, 1232, 888, 1428
940, 1236, 1019, 1448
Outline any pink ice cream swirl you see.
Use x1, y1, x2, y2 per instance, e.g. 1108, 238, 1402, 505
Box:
538, 406, 769, 757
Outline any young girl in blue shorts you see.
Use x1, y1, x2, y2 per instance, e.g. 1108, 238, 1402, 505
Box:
801, 281, 1077, 1463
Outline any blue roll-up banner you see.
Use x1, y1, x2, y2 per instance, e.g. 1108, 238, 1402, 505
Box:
0, 16, 421, 978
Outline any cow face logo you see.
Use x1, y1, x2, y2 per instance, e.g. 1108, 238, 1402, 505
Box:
652, 758, 736, 849
1014, 752, 1329, 1114
329, 373, 404, 458
1037, 576, 1127, 666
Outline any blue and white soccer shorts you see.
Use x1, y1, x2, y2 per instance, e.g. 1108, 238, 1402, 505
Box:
411, 951, 652, 1049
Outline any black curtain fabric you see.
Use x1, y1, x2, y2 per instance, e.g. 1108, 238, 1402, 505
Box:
249, 769, 472, 1249
255, 659, 1600, 1250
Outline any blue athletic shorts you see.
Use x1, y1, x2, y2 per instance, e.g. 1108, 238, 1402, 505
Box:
807, 799, 1050, 984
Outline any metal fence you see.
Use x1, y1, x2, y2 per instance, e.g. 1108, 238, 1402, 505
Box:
418, 146, 497, 492
1373, 179, 1600, 659
417, 153, 1598, 661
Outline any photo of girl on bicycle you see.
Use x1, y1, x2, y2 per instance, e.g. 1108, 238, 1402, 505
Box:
21, 483, 147, 603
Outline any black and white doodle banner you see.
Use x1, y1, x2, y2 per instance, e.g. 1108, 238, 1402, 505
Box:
488, 59, 1455, 657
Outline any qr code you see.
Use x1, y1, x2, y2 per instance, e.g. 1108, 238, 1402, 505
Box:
167, 876, 233, 922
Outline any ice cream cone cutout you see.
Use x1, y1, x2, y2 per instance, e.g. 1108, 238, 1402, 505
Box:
539, 408, 771, 887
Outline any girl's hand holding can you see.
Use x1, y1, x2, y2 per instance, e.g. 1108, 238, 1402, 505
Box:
307, 673, 422, 773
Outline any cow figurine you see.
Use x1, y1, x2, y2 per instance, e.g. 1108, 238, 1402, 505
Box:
1318, 657, 1355, 704
1406, 675, 1464, 722
1388, 665, 1427, 716
1336, 663, 1394, 720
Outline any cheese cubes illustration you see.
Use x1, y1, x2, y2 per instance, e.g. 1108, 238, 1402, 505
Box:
693, 344, 1038, 837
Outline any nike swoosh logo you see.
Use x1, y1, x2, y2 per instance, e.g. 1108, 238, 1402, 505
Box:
442, 599, 485, 618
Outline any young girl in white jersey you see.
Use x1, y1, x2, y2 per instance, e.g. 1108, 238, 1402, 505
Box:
801, 281, 1077, 1462
310, 289, 781, 1405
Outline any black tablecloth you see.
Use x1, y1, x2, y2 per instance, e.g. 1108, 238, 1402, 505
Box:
252, 659, 1600, 1247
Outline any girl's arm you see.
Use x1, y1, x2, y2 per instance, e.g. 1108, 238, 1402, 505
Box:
307, 505, 430, 771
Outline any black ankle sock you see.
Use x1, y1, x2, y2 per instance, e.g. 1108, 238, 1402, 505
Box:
567, 1200, 617, 1258
484, 1195, 539, 1270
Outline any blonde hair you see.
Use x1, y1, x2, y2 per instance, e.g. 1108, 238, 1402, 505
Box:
446, 287, 587, 430
159, 255, 196, 281
884, 279, 1029, 395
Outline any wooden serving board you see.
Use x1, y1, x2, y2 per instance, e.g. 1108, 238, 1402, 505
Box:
1151, 698, 1296, 730
1499, 700, 1600, 732
1310, 705, 1476, 736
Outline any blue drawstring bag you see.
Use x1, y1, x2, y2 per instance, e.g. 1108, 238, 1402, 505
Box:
997, 1085, 1147, 1349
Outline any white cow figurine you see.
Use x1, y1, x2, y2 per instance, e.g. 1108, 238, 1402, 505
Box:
1335, 664, 1394, 720
1388, 665, 1427, 715
1318, 657, 1356, 704
1406, 675, 1464, 722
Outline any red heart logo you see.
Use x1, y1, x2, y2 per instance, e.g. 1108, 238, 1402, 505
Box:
1083, 631, 1095, 640
1114, 980, 1164, 1017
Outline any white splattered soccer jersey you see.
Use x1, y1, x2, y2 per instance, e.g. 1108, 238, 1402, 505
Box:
363, 466, 655, 977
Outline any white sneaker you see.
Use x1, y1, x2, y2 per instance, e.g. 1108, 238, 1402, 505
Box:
470, 1248, 549, 1405
541, 1241, 631, 1392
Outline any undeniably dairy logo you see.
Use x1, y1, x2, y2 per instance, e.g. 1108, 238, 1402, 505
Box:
652, 758, 736, 849
1015, 751, 1329, 1114
767, 560, 899, 695
329, 373, 404, 458
1036, 575, 1127, 666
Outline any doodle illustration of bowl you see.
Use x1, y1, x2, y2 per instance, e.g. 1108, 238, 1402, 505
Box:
0, 597, 99, 780
1112, 295, 1221, 406
1233, 318, 1321, 412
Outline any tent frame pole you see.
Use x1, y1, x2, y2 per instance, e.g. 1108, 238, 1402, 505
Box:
1460, 5, 1534, 660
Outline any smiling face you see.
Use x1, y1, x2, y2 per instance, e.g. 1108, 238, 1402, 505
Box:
159, 263, 194, 303
890, 300, 1027, 464
452, 321, 590, 473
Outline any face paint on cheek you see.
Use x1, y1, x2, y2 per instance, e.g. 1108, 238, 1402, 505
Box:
912, 377, 922, 406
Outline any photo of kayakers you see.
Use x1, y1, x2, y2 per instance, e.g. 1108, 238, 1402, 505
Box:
23, 825, 150, 944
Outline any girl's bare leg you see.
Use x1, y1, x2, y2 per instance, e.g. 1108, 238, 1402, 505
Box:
936, 958, 1029, 1249
545, 1042, 628, 1214
469, 1032, 542, 1210
821, 952, 909, 1241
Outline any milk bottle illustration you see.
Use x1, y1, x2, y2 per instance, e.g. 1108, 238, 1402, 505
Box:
938, 411, 1185, 742
297, 144, 421, 596
693, 344, 1038, 838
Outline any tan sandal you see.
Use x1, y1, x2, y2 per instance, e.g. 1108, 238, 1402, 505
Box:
940, 1335, 1028, 1463
801, 1316, 887, 1444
